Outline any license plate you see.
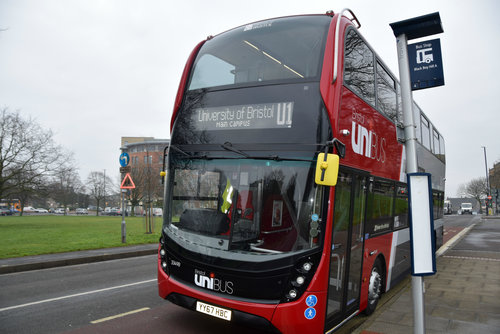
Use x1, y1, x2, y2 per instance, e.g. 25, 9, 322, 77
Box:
195, 301, 232, 321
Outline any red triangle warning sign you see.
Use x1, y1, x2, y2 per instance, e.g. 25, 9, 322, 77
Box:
120, 173, 136, 189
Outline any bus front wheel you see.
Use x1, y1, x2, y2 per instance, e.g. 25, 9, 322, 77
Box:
365, 259, 383, 315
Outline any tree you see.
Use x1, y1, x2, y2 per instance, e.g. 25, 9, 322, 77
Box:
129, 159, 163, 217
49, 152, 83, 214
0, 108, 68, 213
461, 177, 488, 214
86, 171, 114, 216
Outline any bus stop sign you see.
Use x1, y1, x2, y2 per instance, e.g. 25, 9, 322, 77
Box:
408, 38, 444, 90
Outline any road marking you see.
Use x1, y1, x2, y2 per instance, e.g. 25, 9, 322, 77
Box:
91, 307, 150, 324
0, 278, 156, 313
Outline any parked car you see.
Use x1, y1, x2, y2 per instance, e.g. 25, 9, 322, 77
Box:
75, 208, 88, 215
35, 208, 48, 213
0, 208, 13, 216
108, 207, 122, 216
87, 206, 103, 212
54, 208, 65, 214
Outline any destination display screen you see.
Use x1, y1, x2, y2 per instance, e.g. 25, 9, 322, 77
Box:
171, 83, 331, 147
192, 102, 293, 131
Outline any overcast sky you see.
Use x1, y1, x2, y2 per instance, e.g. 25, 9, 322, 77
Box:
1, 0, 499, 197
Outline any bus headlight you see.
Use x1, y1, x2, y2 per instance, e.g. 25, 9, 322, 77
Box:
288, 289, 298, 299
295, 276, 305, 286
159, 235, 169, 274
282, 255, 319, 302
302, 262, 313, 272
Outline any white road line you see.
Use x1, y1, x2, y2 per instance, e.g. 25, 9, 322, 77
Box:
0, 278, 156, 313
91, 307, 151, 324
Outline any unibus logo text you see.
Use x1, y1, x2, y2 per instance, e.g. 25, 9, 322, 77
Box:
194, 270, 234, 295
351, 121, 387, 163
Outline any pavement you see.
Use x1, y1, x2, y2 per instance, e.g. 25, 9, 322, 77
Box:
1, 218, 499, 334
0, 244, 158, 274
351, 216, 500, 334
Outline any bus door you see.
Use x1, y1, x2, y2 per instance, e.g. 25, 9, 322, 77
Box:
325, 170, 367, 329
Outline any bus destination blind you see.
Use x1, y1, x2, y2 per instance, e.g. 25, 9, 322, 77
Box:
193, 102, 294, 131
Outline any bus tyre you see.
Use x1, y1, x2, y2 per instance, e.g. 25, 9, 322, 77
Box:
365, 259, 383, 315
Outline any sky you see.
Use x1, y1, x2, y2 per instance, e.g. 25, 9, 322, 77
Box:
1, 0, 499, 198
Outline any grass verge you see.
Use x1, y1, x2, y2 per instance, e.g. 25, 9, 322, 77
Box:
0, 215, 161, 259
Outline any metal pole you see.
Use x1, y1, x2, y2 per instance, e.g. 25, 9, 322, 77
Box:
397, 34, 418, 173
121, 188, 126, 243
396, 33, 425, 334
482, 146, 490, 215
103, 169, 106, 216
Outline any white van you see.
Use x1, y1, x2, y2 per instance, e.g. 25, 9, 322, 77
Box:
460, 203, 473, 214
153, 208, 163, 216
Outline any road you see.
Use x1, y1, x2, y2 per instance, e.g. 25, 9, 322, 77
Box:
0, 255, 257, 334
444, 215, 500, 260
442, 213, 481, 244
0, 256, 161, 334
0, 214, 490, 334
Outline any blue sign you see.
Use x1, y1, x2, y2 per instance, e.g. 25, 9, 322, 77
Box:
304, 307, 316, 320
306, 295, 318, 307
408, 38, 444, 90
119, 152, 130, 167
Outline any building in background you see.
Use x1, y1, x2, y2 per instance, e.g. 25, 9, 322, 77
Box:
121, 137, 169, 173
120, 137, 169, 216
489, 161, 500, 213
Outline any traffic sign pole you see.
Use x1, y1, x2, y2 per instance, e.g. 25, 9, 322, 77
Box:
121, 188, 126, 243
119, 151, 131, 243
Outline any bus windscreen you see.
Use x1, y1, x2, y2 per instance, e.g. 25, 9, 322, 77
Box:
188, 15, 331, 90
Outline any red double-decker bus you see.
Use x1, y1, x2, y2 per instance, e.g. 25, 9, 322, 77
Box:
158, 9, 445, 333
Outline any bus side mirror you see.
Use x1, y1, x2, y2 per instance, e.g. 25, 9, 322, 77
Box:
315, 153, 339, 186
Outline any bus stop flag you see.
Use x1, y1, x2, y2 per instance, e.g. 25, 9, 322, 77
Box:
408, 38, 444, 90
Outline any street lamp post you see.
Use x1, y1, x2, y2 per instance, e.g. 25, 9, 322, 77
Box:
103, 169, 106, 217
482, 146, 490, 215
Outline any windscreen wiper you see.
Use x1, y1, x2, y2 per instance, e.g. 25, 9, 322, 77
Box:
169, 145, 210, 160
220, 142, 250, 158
169, 144, 192, 157
221, 143, 316, 163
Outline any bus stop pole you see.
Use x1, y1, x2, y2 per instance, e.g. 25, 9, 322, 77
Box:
395, 33, 425, 334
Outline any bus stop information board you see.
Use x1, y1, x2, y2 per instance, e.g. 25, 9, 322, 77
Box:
408, 38, 444, 90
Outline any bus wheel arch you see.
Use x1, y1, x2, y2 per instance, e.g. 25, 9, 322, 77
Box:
364, 256, 385, 315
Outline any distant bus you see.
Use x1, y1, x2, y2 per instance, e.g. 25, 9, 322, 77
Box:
0, 199, 21, 213
158, 9, 445, 333
444, 200, 452, 214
